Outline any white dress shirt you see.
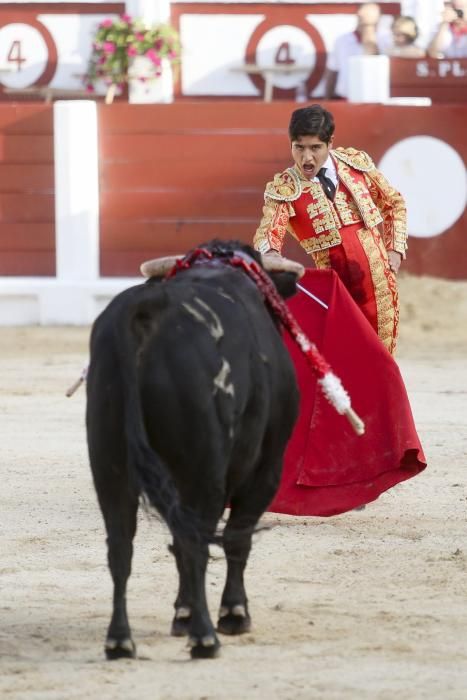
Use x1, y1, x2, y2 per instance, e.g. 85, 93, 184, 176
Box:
311, 155, 338, 187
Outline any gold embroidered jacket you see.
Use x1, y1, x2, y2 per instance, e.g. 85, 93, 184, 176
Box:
253, 147, 407, 257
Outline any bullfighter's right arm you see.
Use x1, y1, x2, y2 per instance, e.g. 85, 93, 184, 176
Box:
253, 198, 291, 254
253, 170, 301, 255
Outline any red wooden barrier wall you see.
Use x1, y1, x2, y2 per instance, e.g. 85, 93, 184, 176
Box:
97, 101, 467, 278
0, 101, 466, 279
0, 105, 55, 275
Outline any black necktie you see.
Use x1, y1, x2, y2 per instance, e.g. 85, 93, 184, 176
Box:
317, 168, 336, 201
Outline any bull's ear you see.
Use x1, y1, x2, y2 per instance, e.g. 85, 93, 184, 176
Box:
267, 270, 300, 299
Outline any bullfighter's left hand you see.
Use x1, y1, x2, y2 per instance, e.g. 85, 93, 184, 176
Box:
388, 250, 402, 275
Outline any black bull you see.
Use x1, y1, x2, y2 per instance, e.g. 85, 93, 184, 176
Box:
86, 241, 301, 659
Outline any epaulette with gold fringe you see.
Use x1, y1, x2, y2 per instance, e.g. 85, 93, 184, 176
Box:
333, 147, 376, 173
264, 167, 302, 202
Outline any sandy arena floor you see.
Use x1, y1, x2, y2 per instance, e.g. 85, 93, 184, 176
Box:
1, 274, 466, 699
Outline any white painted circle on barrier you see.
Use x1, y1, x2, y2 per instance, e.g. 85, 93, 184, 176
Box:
378, 136, 467, 238
0, 23, 48, 88
256, 25, 315, 90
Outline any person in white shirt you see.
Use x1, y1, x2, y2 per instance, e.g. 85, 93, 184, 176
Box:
325, 3, 386, 99
428, 0, 467, 57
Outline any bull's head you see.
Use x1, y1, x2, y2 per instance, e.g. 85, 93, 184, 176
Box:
140, 241, 304, 300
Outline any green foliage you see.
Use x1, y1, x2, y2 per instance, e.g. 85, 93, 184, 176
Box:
84, 14, 181, 92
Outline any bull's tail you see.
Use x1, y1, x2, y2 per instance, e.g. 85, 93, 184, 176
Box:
114, 292, 204, 545
127, 426, 201, 545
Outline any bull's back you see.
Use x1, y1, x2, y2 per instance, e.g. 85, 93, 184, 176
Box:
138, 273, 298, 486
87, 272, 298, 493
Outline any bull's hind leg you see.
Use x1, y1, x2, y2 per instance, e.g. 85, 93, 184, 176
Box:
170, 539, 193, 637
218, 459, 283, 636
172, 533, 220, 659
97, 485, 139, 660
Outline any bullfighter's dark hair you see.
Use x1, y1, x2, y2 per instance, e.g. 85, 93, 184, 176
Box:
288, 104, 335, 144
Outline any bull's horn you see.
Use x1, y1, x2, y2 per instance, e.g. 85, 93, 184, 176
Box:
261, 254, 305, 279
140, 255, 184, 278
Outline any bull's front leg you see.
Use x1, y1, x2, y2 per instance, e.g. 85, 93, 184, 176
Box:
174, 536, 220, 659
218, 460, 283, 636
217, 512, 253, 636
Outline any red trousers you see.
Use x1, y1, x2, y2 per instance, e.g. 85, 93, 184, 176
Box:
312, 223, 399, 354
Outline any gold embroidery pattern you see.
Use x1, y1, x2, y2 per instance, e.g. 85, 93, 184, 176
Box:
288, 184, 341, 252
364, 170, 407, 256
306, 204, 338, 235
301, 179, 339, 217
306, 187, 341, 231
358, 227, 399, 354
337, 162, 383, 229
334, 189, 362, 225
299, 229, 341, 253
306, 200, 328, 219
301, 180, 321, 195
253, 198, 289, 253
365, 205, 385, 229
311, 248, 332, 269
264, 168, 302, 202
333, 147, 375, 172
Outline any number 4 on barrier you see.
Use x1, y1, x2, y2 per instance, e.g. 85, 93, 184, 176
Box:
275, 42, 294, 65
0, 19, 57, 90
7, 40, 26, 71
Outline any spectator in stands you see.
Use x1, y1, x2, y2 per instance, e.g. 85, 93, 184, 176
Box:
325, 3, 387, 99
385, 15, 426, 57
428, 0, 467, 57
400, 0, 445, 52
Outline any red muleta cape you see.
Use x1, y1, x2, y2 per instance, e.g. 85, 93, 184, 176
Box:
269, 269, 426, 517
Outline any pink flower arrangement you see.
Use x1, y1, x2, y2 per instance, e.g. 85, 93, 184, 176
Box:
146, 49, 162, 66
84, 14, 181, 93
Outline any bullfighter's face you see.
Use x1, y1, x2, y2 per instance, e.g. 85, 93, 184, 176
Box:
291, 134, 333, 180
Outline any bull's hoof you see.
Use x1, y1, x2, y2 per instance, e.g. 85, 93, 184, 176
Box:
105, 636, 136, 660
171, 616, 191, 637
171, 606, 191, 637
188, 634, 220, 660
217, 604, 251, 635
